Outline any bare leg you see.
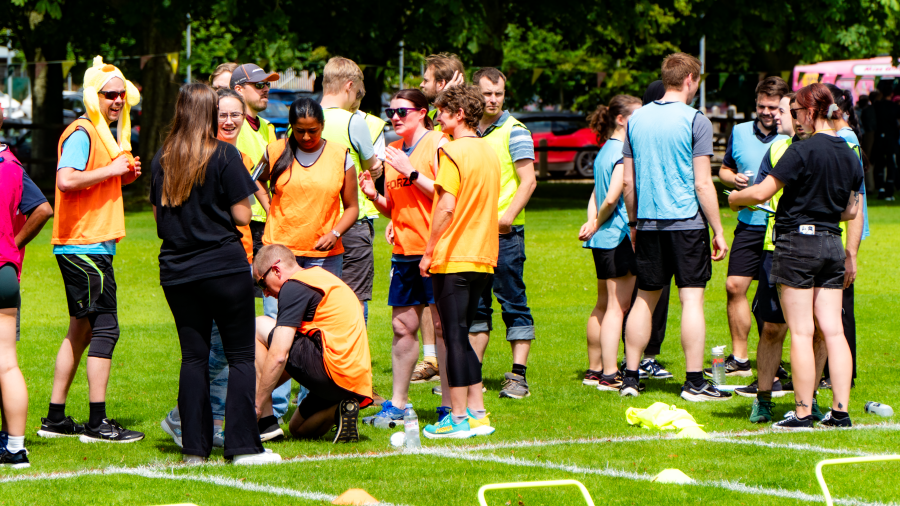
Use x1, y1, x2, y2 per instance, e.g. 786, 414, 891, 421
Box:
390, 305, 422, 407
678, 287, 707, 372
586, 280, 608, 372
756, 322, 789, 391
0, 309, 27, 436
624, 289, 662, 371
431, 305, 451, 407
725, 275, 754, 360
49, 317, 92, 404
780, 286, 816, 418
254, 316, 277, 418
469, 331, 489, 362
86, 357, 111, 403
600, 275, 635, 375
813, 288, 851, 411
289, 405, 339, 439
510, 341, 530, 367
813, 329, 828, 386
467, 382, 485, 412
420, 309, 435, 347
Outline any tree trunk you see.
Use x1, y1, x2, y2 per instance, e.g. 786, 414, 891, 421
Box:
27, 44, 66, 184
361, 66, 383, 116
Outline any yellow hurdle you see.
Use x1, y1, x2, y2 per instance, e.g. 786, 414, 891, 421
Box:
477, 479, 595, 506
815, 455, 900, 506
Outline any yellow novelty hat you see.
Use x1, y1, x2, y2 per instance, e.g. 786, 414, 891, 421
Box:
81, 56, 141, 158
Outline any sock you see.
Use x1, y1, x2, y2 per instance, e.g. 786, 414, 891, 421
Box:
258, 415, 278, 432
625, 369, 640, 381
734, 356, 749, 364
587, 369, 602, 376
831, 409, 849, 420
88, 402, 107, 427
6, 436, 24, 453
601, 372, 618, 381
47, 403, 66, 423
451, 413, 467, 425
685, 371, 704, 386
512, 363, 527, 380
757, 390, 772, 402
643, 355, 657, 361
423, 345, 436, 360
470, 409, 487, 420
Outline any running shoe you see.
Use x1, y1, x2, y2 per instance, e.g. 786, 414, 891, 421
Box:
212, 426, 225, 448
596, 372, 624, 392
582, 370, 603, 386
369, 400, 405, 425
782, 398, 825, 423
499, 373, 530, 399
37, 416, 84, 438
819, 411, 852, 428
639, 358, 673, 379
423, 416, 474, 439
466, 409, 496, 436
0, 431, 7, 451
160, 410, 183, 448
782, 380, 794, 392
619, 376, 641, 397
436, 406, 451, 423
233, 450, 283, 465
734, 379, 788, 398
749, 398, 776, 423
819, 378, 832, 390
410, 359, 440, 383
703, 354, 752, 377
333, 398, 360, 443
620, 360, 648, 379
182, 454, 207, 464
776, 363, 790, 380
259, 418, 284, 443
773, 412, 814, 430
80, 418, 145, 443
0, 449, 30, 469
681, 380, 732, 402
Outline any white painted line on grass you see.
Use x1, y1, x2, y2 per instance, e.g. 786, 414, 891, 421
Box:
708, 437, 879, 456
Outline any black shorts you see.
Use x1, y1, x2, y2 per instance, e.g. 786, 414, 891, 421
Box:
751, 251, 784, 324
590, 237, 636, 280
771, 231, 845, 289
341, 219, 374, 301
56, 254, 117, 318
727, 223, 766, 278
634, 228, 711, 291
268, 329, 363, 419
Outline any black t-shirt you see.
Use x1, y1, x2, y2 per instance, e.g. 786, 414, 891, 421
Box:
770, 134, 863, 236
275, 279, 323, 328
872, 99, 900, 140
150, 141, 258, 285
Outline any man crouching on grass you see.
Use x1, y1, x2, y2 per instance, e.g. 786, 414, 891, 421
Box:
253, 244, 373, 443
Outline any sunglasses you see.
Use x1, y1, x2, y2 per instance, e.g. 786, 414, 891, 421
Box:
252, 82, 271, 90
256, 259, 281, 292
98, 90, 127, 100
790, 107, 804, 119
385, 107, 420, 118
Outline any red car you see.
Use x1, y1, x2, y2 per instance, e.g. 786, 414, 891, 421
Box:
513, 112, 599, 177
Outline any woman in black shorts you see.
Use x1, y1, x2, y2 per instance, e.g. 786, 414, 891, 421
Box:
578, 94, 642, 391
729, 83, 862, 429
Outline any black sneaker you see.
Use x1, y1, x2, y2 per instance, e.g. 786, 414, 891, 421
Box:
0, 449, 30, 469
776, 363, 790, 380
773, 412, 814, 430
782, 380, 794, 392
819, 378, 832, 390
703, 354, 753, 377
819, 411, 852, 428
681, 380, 732, 402
37, 416, 84, 438
734, 379, 787, 398
639, 358, 673, 379
582, 370, 603, 386
620, 360, 648, 380
619, 376, 642, 397
333, 398, 360, 443
259, 420, 284, 443
79, 419, 144, 443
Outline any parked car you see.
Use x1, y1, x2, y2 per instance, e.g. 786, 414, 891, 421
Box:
268, 88, 322, 104
259, 99, 291, 138
512, 112, 599, 177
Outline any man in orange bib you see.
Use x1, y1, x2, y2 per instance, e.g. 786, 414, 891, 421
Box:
39, 57, 144, 443
253, 245, 373, 444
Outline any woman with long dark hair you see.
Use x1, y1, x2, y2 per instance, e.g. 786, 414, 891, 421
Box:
150, 83, 280, 464
729, 83, 862, 429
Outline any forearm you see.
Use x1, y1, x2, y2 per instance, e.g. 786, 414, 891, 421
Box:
412, 176, 435, 198
256, 353, 288, 409
730, 185, 768, 207
597, 199, 615, 225
586, 191, 597, 221
718, 166, 737, 187
57, 166, 115, 192
335, 205, 359, 235
424, 208, 453, 256
501, 163, 537, 224
366, 192, 392, 217
254, 182, 270, 214
14, 203, 52, 249
696, 181, 724, 235
623, 159, 637, 223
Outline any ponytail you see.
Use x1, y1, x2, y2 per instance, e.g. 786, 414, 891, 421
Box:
588, 94, 642, 144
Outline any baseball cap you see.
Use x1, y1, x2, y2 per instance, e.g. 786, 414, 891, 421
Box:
230, 64, 280, 88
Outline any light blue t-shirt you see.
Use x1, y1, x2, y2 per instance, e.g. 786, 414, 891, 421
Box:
729, 121, 788, 227
836, 127, 870, 240
584, 139, 629, 249
54, 127, 117, 256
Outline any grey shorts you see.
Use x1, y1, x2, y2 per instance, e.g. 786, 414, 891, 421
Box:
341, 218, 375, 301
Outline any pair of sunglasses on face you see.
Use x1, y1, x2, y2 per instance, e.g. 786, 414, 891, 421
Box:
256, 259, 281, 292
98, 90, 127, 100
385, 107, 422, 118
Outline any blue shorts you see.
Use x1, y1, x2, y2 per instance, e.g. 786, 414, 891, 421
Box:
388, 255, 434, 307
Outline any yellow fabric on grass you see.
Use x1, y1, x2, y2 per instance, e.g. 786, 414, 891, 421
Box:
626, 402, 708, 439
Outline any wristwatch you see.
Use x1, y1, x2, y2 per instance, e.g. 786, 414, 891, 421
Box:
628, 221, 637, 227
409, 170, 420, 182
332, 230, 341, 238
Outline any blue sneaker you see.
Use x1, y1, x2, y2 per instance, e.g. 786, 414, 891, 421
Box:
374, 400, 405, 420
161, 409, 183, 448
436, 406, 451, 423
423, 415, 474, 439
0, 431, 7, 452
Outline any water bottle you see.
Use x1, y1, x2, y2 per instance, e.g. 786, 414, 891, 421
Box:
373, 417, 397, 429
403, 403, 421, 449
865, 401, 894, 417
711, 345, 727, 386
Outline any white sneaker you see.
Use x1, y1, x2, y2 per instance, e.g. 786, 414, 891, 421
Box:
233, 451, 282, 465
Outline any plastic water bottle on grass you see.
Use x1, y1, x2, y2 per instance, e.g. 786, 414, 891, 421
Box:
711, 345, 727, 386
865, 402, 894, 417
404, 403, 421, 449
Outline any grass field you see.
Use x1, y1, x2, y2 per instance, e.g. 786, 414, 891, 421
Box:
3, 183, 899, 506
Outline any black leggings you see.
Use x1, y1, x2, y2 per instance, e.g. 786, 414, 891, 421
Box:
162, 271, 262, 458
432, 272, 492, 387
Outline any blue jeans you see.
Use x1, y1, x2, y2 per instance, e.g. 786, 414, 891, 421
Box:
471, 226, 535, 341
262, 254, 343, 416
208, 323, 228, 420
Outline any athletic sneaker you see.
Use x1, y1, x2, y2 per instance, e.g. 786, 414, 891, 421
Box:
0, 449, 30, 469
819, 411, 852, 428
160, 411, 183, 448
749, 399, 776, 423
37, 416, 84, 438
773, 412, 814, 430
0, 431, 7, 451
782, 380, 794, 392
782, 399, 825, 423
499, 373, 530, 399
639, 358, 673, 379
619, 376, 641, 397
582, 370, 602, 386
597, 372, 624, 392
213, 426, 225, 448
620, 359, 648, 379
369, 400, 405, 425
734, 380, 788, 398
80, 419, 145, 443
233, 450, 282, 465
776, 363, 790, 380
259, 420, 284, 443
423, 416, 474, 439
466, 409, 496, 436
703, 354, 752, 377
432, 385, 486, 395
436, 406, 451, 423
182, 454, 206, 464
333, 398, 360, 443
681, 380, 732, 402
410, 360, 440, 383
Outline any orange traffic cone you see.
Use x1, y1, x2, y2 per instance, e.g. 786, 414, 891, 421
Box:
331, 488, 379, 505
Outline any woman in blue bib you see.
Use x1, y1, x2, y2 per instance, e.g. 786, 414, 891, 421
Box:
578, 94, 642, 391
